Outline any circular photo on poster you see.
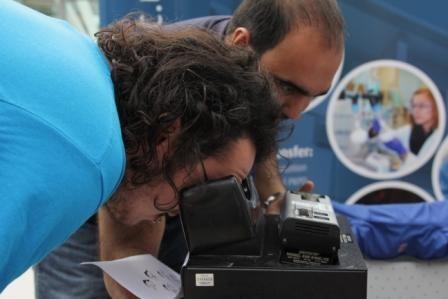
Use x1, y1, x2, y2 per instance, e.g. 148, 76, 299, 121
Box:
346, 181, 434, 205
304, 53, 344, 112
326, 60, 445, 180
432, 137, 448, 200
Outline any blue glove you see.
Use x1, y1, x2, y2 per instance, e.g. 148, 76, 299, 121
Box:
368, 118, 382, 138
370, 118, 381, 135
383, 138, 407, 156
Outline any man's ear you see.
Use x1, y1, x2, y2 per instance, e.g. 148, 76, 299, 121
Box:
156, 119, 182, 158
229, 27, 251, 46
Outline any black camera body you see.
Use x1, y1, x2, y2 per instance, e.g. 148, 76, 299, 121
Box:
179, 177, 367, 299
180, 176, 257, 254
279, 191, 341, 265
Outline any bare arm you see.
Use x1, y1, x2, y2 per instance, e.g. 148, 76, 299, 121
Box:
253, 152, 286, 215
253, 152, 286, 201
254, 151, 314, 215
98, 206, 165, 298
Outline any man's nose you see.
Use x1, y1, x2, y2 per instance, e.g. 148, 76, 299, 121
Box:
282, 96, 313, 119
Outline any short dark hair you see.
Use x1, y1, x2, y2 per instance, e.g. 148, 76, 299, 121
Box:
227, 0, 345, 54
96, 18, 282, 186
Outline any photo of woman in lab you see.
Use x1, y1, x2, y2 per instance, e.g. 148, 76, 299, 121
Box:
370, 88, 440, 165
327, 60, 445, 180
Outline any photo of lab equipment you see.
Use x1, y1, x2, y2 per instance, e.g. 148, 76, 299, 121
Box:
327, 61, 445, 179
438, 158, 448, 199
352, 187, 425, 205
346, 181, 434, 205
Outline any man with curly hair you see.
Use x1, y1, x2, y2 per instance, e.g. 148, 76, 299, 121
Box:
160, 0, 345, 270
34, 0, 345, 298
0, 1, 282, 292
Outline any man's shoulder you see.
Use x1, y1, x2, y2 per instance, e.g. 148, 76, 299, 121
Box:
167, 15, 232, 36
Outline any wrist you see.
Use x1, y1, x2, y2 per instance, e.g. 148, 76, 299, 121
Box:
263, 191, 286, 215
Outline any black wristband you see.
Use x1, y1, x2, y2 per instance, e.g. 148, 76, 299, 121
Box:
264, 213, 281, 224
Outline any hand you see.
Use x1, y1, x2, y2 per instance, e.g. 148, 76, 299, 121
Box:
264, 180, 315, 215
104, 273, 137, 299
299, 180, 314, 193
264, 192, 285, 215
383, 137, 407, 157
98, 207, 165, 299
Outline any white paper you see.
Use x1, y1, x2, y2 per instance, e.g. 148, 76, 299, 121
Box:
82, 254, 182, 299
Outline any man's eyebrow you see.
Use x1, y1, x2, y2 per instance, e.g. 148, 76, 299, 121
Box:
273, 76, 329, 97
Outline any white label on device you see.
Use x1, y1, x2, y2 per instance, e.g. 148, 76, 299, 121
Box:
195, 273, 214, 287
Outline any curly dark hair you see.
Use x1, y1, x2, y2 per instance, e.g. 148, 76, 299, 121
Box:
96, 18, 282, 187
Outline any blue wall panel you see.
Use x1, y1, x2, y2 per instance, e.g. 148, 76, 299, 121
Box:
100, 0, 448, 202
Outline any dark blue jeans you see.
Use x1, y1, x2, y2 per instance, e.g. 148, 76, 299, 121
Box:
34, 220, 108, 299
34, 216, 187, 298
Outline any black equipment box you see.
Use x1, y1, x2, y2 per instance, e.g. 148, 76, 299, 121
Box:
181, 216, 367, 299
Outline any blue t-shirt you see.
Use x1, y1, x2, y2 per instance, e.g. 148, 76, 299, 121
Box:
0, 1, 125, 289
